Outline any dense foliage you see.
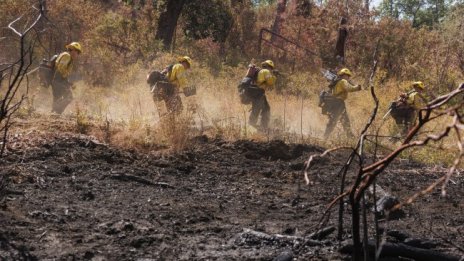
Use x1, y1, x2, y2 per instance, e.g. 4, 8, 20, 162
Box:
1, 0, 463, 92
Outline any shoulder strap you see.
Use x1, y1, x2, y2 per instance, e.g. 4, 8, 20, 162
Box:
253, 68, 261, 81
162, 64, 175, 76
167, 64, 174, 72
328, 78, 341, 90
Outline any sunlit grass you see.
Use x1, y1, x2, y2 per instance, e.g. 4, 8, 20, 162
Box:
8, 53, 460, 166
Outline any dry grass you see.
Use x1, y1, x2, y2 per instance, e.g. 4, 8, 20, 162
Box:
8, 53, 459, 166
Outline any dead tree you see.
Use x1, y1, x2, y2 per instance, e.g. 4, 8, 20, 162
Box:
0, 1, 44, 156
304, 82, 464, 260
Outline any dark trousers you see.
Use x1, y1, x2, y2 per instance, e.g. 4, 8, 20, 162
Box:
391, 108, 416, 136
323, 99, 353, 138
249, 94, 270, 129
51, 76, 73, 114
165, 94, 183, 114
152, 82, 183, 114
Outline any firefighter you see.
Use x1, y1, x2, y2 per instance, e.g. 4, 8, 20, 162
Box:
390, 81, 427, 136
323, 68, 361, 138
248, 60, 276, 130
161, 56, 193, 114
51, 42, 81, 114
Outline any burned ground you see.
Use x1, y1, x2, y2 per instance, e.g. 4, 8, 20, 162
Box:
0, 117, 463, 260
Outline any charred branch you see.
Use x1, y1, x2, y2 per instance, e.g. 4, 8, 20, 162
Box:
340, 241, 461, 261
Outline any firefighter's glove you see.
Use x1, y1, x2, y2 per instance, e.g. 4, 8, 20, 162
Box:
356, 85, 362, 91
272, 70, 280, 76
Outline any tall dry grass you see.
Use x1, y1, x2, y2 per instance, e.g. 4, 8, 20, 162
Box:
13, 52, 458, 165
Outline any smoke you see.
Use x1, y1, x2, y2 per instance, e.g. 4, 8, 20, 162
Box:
27, 67, 335, 141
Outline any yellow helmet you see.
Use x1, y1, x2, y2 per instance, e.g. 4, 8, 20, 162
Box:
261, 60, 275, 69
178, 56, 193, 66
337, 68, 352, 77
66, 42, 82, 53
412, 81, 425, 90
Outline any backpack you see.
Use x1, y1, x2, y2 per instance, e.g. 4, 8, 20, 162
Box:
146, 64, 176, 101
38, 54, 59, 87
147, 64, 174, 86
389, 91, 415, 121
245, 64, 261, 84
318, 78, 342, 115
327, 77, 341, 90
238, 65, 264, 105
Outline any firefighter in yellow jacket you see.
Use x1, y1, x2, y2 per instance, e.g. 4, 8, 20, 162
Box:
249, 60, 276, 130
51, 42, 81, 114
390, 81, 427, 136
323, 68, 361, 138
162, 56, 192, 114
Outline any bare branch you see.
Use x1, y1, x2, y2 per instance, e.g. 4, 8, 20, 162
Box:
8, 16, 25, 37
1, 1, 44, 157
303, 146, 352, 184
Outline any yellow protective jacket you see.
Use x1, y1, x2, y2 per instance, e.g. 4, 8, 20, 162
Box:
54, 51, 74, 79
167, 63, 188, 90
256, 69, 276, 89
406, 91, 426, 110
332, 79, 360, 100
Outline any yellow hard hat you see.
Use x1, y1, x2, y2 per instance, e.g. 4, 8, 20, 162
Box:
337, 68, 352, 77
66, 42, 82, 53
178, 56, 193, 66
412, 81, 425, 90
261, 60, 275, 69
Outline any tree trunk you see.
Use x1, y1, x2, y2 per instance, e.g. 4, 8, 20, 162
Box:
155, 0, 187, 50
389, 0, 394, 17
271, 0, 287, 41
288, 0, 312, 18
335, 17, 348, 65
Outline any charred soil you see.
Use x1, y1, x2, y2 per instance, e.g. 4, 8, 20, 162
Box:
0, 116, 463, 260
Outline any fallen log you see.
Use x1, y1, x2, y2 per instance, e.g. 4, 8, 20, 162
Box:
307, 226, 336, 240
236, 228, 326, 248
403, 238, 440, 249
340, 240, 461, 261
